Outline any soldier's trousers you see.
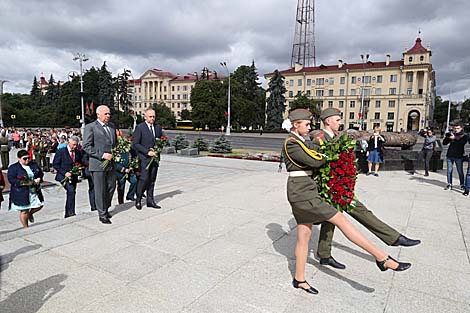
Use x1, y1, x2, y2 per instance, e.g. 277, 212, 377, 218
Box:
317, 200, 400, 258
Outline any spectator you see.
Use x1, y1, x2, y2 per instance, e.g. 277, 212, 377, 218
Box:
367, 126, 386, 176
417, 129, 437, 176
443, 122, 467, 190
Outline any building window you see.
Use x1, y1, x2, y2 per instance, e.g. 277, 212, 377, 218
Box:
289, 91, 294, 97
289, 80, 294, 86
375, 88, 382, 95
306, 90, 311, 96
377, 75, 383, 83
298, 79, 302, 86
339, 100, 344, 108
183, 86, 187, 91
351, 89, 356, 96
363, 76, 371, 83
328, 101, 333, 108
171, 95, 175, 100
315, 90, 324, 97
339, 89, 345, 96
375, 100, 381, 108
387, 112, 394, 120
316, 78, 324, 85
328, 89, 334, 96
164, 95, 167, 100
420, 55, 424, 62
172, 86, 175, 91
390, 74, 397, 82
408, 56, 413, 63
374, 112, 380, 120
389, 88, 396, 95
388, 100, 396, 108
183, 94, 188, 100
350, 100, 355, 108
171, 103, 174, 108
307, 79, 312, 86
176, 86, 180, 91
349, 112, 355, 119
407, 88, 412, 95
364, 88, 371, 96
340, 77, 345, 84
177, 103, 180, 108
163, 86, 167, 92
407, 72, 413, 82
351, 76, 357, 84
329, 78, 334, 85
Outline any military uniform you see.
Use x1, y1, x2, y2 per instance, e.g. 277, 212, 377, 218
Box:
310, 129, 400, 259
283, 130, 338, 225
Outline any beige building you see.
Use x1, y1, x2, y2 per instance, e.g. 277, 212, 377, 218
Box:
129, 68, 219, 118
265, 37, 435, 131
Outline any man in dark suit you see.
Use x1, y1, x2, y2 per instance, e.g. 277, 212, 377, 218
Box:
83, 105, 117, 224
132, 107, 163, 210
52, 136, 83, 218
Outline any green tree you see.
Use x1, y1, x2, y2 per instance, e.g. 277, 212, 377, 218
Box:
458, 99, 470, 122
209, 135, 232, 153
30, 76, 42, 108
289, 93, 321, 119
43, 74, 60, 107
171, 133, 189, 152
152, 102, 176, 128
191, 79, 226, 130
191, 135, 209, 152
83, 67, 100, 122
433, 96, 457, 129
98, 61, 114, 107
180, 109, 191, 120
266, 70, 287, 131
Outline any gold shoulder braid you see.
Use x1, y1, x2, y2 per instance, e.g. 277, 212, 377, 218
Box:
283, 137, 323, 169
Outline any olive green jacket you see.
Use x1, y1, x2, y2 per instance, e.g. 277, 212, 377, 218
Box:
283, 133, 326, 203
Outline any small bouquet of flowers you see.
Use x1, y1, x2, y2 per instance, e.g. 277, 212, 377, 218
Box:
314, 133, 358, 213
19, 175, 42, 194
60, 163, 84, 187
100, 137, 131, 169
145, 135, 168, 170
123, 157, 139, 180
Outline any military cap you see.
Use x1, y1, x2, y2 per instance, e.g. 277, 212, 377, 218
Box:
289, 108, 313, 121
320, 108, 341, 120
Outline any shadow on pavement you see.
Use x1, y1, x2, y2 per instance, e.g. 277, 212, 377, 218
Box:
331, 242, 375, 262
0, 220, 60, 236
111, 189, 183, 216
408, 175, 450, 189
0, 274, 67, 313
0, 244, 42, 269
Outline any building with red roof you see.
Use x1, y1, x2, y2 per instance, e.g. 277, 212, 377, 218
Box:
265, 37, 435, 131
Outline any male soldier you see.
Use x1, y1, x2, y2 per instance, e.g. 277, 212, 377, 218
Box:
311, 108, 421, 269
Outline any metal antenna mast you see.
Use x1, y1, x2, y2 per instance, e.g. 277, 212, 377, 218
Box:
290, 0, 316, 68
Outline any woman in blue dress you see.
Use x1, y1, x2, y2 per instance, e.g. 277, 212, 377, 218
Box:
367, 126, 386, 176
8, 150, 44, 228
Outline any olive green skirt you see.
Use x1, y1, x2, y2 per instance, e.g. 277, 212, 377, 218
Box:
290, 196, 338, 225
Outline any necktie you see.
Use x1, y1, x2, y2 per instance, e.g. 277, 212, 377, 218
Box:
150, 125, 155, 137
103, 124, 111, 138
70, 150, 74, 161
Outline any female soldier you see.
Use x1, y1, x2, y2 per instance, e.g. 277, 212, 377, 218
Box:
282, 108, 410, 295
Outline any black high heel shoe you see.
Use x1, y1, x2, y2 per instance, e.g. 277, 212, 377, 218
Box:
376, 255, 411, 272
292, 278, 319, 295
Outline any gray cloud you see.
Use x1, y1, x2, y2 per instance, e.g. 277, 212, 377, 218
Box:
0, 0, 468, 101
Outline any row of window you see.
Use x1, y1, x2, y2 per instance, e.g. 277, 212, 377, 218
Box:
287, 74, 403, 87
137, 102, 188, 110
315, 99, 396, 109
345, 111, 395, 120
136, 84, 194, 94
288, 87, 410, 98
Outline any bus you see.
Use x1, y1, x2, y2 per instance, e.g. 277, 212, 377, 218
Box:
175, 120, 202, 131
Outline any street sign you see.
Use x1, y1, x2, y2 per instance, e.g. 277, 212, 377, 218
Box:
11, 114, 16, 119
76, 115, 81, 120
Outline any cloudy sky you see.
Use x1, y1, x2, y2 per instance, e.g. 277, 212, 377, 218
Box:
1, 0, 469, 101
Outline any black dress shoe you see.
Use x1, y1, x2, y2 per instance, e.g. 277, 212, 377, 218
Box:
147, 202, 161, 209
319, 256, 346, 269
99, 217, 112, 224
392, 235, 421, 247
64, 213, 76, 219
376, 255, 411, 272
91, 208, 97, 211
292, 278, 318, 295
464, 190, 469, 196
106, 212, 112, 218
126, 196, 136, 201
135, 200, 142, 210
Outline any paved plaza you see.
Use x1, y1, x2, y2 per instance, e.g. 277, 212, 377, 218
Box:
0, 153, 469, 313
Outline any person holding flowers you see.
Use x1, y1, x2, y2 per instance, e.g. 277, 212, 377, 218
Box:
311, 108, 420, 271
116, 138, 138, 204
7, 150, 44, 228
52, 136, 84, 218
83, 105, 117, 225
132, 108, 164, 210
282, 108, 411, 295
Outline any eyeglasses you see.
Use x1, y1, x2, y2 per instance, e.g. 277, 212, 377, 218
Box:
21, 157, 30, 161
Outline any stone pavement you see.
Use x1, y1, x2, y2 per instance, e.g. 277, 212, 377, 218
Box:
0, 154, 469, 313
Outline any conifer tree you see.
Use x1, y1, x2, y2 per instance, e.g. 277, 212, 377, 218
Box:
266, 70, 287, 131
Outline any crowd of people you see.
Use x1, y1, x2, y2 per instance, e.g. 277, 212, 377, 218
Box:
3, 105, 164, 227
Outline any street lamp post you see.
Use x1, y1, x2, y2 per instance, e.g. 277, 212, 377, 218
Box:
220, 62, 231, 136
360, 54, 369, 131
446, 88, 452, 132
73, 53, 88, 133
0, 80, 8, 128
127, 70, 137, 131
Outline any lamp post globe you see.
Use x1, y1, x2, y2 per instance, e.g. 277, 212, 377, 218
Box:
219, 62, 231, 135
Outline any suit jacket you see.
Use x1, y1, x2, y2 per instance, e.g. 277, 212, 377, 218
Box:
83, 120, 117, 171
52, 147, 84, 183
131, 122, 163, 166
7, 161, 44, 206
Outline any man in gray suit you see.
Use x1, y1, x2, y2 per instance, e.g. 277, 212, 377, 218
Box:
83, 105, 117, 224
